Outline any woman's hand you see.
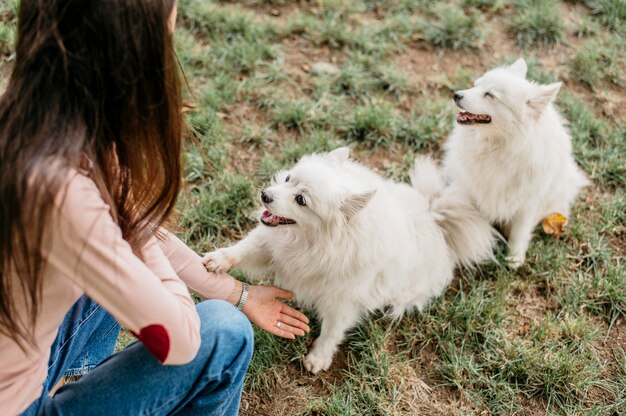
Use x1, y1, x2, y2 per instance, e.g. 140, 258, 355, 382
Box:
242, 285, 310, 340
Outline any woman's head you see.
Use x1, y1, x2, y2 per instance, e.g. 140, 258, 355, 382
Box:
0, 0, 182, 345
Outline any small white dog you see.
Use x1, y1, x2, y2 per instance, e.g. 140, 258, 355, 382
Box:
443, 58, 589, 268
203, 148, 496, 373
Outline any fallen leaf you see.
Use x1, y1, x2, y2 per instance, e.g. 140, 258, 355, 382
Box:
542, 212, 569, 238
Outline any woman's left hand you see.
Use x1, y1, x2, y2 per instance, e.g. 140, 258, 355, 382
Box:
242, 285, 310, 339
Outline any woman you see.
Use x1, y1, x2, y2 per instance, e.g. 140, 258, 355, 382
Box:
0, 1, 309, 415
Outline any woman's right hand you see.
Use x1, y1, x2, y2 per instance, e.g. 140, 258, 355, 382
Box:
242, 284, 310, 339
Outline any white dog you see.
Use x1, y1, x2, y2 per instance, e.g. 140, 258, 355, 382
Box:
203, 148, 496, 373
443, 58, 589, 268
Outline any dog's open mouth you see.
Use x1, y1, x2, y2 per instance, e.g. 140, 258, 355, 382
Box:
260, 210, 296, 227
456, 111, 491, 125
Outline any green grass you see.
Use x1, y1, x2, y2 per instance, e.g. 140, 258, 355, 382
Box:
0, 0, 18, 19
574, 15, 601, 37
285, 9, 415, 58
345, 101, 395, 145
462, 0, 506, 11
0, 21, 14, 58
2, 0, 624, 414
0, 0, 16, 60
585, 0, 626, 32
393, 101, 453, 150
559, 93, 626, 188
568, 37, 625, 88
170, 1, 626, 414
421, 3, 486, 49
330, 58, 410, 97
177, 0, 279, 76
271, 99, 312, 132
178, 172, 256, 249
509, 0, 565, 47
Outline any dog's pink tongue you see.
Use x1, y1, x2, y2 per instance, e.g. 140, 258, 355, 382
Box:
261, 210, 280, 226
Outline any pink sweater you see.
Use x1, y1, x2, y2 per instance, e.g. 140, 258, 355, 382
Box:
0, 171, 236, 415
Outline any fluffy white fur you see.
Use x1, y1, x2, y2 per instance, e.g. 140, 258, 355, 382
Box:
443, 58, 589, 268
203, 148, 496, 373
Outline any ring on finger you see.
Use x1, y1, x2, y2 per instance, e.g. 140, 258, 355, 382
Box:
275, 321, 282, 328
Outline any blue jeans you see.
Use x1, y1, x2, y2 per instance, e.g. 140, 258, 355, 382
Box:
21, 296, 253, 416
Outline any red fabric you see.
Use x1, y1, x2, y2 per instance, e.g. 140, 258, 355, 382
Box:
132, 324, 171, 363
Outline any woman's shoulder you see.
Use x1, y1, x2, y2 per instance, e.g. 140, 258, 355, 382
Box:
43, 160, 112, 223
24, 156, 104, 214
56, 168, 103, 204
30, 155, 98, 191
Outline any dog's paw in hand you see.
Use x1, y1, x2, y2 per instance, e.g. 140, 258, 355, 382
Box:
304, 349, 333, 374
202, 249, 238, 273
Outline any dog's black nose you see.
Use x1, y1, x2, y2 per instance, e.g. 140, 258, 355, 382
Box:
453, 92, 463, 103
261, 190, 273, 204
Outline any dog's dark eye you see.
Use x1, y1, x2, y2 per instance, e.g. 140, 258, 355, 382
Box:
295, 195, 306, 206
484, 91, 494, 98
285, 174, 290, 183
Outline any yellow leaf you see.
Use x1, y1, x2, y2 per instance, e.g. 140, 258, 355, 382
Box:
542, 212, 569, 238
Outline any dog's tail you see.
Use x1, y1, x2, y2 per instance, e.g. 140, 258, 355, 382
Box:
410, 156, 497, 267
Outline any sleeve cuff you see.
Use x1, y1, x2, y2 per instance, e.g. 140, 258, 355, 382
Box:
157, 229, 237, 300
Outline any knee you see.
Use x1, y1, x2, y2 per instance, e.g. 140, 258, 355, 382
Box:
195, 300, 254, 365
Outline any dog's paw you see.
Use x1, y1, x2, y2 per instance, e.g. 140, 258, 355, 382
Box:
507, 253, 525, 269
304, 350, 333, 374
202, 249, 238, 273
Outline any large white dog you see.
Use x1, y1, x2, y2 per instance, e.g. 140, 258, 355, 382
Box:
444, 58, 589, 268
203, 148, 496, 373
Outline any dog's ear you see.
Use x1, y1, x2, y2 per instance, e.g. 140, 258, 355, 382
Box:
272, 170, 289, 184
341, 190, 376, 219
327, 147, 350, 163
527, 82, 561, 118
508, 58, 527, 78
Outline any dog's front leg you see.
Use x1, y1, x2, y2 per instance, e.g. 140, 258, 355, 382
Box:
507, 211, 536, 268
203, 227, 272, 277
304, 304, 360, 374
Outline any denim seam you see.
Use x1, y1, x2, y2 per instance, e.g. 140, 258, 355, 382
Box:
63, 365, 96, 377
47, 304, 102, 372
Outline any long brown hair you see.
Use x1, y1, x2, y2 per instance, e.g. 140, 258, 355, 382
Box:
0, 0, 183, 346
